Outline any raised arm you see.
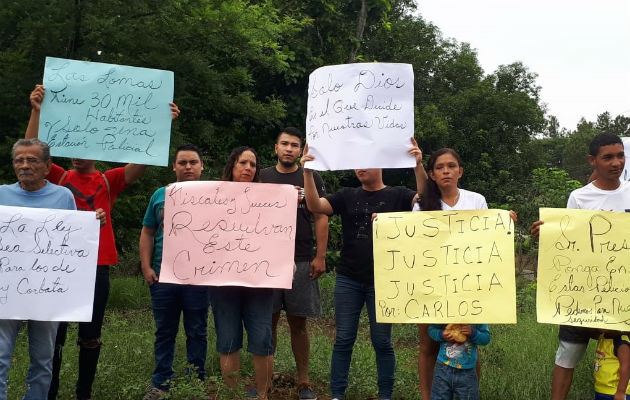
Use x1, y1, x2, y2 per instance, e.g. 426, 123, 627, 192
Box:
409, 137, 427, 206
124, 164, 149, 185
302, 144, 333, 216
122, 103, 179, 185
25, 84, 45, 139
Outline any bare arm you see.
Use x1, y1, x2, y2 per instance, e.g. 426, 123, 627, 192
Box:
302, 144, 333, 215
410, 137, 427, 206
25, 84, 45, 139
139, 226, 158, 284
615, 344, 630, 400
124, 164, 148, 185
310, 213, 329, 279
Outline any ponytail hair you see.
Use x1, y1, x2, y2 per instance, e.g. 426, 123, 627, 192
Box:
418, 148, 462, 211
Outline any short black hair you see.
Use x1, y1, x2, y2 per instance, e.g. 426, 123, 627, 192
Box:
276, 127, 303, 144
173, 144, 203, 162
589, 132, 622, 157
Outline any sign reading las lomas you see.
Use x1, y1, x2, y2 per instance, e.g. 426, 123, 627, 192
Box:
373, 210, 517, 324
39, 57, 174, 166
537, 208, 630, 330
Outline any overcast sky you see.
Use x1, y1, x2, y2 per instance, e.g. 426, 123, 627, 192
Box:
416, 0, 629, 130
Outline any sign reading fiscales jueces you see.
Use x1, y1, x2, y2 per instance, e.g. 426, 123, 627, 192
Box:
159, 181, 297, 289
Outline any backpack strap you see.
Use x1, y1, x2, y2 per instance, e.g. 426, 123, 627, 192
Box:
57, 171, 68, 185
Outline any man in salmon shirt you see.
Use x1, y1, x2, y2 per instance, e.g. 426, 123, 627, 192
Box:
26, 84, 180, 400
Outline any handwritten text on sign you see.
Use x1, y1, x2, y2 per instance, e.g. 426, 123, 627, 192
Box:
159, 181, 297, 288
0, 205, 99, 321
537, 208, 630, 330
305, 63, 415, 170
373, 210, 517, 323
40, 57, 174, 166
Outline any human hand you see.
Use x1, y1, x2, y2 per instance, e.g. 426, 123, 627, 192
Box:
509, 210, 517, 223
141, 268, 159, 285
310, 256, 325, 280
409, 137, 423, 167
301, 143, 314, 173
30, 84, 45, 111
295, 186, 304, 203
459, 325, 473, 336
169, 102, 180, 120
95, 208, 106, 227
530, 220, 544, 240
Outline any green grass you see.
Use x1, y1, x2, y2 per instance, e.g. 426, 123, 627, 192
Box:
5, 274, 596, 399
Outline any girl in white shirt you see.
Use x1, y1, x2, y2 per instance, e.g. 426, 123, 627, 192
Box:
414, 148, 516, 399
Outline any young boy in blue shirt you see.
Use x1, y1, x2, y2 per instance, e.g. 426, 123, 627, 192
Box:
428, 323, 490, 400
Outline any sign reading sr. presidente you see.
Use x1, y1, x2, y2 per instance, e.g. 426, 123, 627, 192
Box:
373, 210, 517, 324
537, 208, 630, 330
159, 181, 297, 288
39, 57, 174, 166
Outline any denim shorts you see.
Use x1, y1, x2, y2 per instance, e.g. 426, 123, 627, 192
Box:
210, 286, 273, 355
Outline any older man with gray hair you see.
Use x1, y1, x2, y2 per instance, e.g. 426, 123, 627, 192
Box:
0, 138, 76, 400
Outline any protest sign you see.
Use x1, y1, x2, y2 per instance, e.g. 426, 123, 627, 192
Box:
373, 210, 517, 323
0, 205, 99, 321
304, 63, 415, 170
159, 181, 297, 288
39, 57, 174, 166
537, 208, 630, 330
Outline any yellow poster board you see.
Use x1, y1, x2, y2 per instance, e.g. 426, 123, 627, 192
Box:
373, 210, 516, 324
537, 208, 630, 330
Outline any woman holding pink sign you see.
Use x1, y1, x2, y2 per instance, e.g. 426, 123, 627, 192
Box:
210, 146, 274, 400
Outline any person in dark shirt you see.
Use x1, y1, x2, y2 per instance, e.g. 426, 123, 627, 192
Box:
259, 127, 328, 400
301, 138, 425, 400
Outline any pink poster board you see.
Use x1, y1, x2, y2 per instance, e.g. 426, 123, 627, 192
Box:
159, 181, 298, 288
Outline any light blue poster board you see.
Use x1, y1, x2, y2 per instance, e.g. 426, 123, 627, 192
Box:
39, 57, 174, 166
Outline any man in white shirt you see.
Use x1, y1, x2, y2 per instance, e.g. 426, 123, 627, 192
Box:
531, 132, 629, 400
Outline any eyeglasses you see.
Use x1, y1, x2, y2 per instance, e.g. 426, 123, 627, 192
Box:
13, 157, 44, 165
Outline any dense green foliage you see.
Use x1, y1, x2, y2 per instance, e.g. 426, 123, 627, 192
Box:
0, 0, 628, 272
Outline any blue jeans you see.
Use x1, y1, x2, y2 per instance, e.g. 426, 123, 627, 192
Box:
0, 319, 59, 400
595, 393, 630, 400
431, 361, 479, 400
149, 282, 209, 390
330, 274, 395, 399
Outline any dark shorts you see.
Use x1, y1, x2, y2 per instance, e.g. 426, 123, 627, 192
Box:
210, 286, 273, 355
272, 261, 321, 318
558, 325, 599, 344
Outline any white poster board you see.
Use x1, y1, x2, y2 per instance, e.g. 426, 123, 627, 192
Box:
0, 205, 99, 321
305, 63, 415, 170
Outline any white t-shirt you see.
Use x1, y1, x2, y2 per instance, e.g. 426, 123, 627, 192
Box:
412, 188, 488, 211
566, 180, 630, 212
